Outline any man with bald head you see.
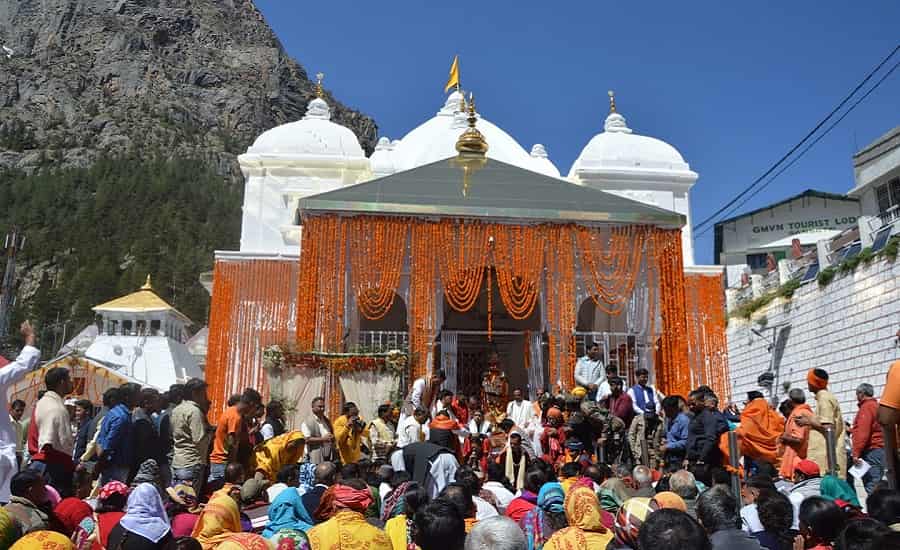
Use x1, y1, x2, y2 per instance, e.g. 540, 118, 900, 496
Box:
302, 461, 337, 521
778, 388, 812, 480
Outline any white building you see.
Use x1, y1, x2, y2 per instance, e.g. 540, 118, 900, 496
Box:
849, 126, 900, 247
84, 276, 202, 390
234, 85, 710, 271
726, 126, 900, 419
714, 190, 860, 286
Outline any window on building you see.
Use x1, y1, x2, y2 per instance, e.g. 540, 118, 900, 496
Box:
150, 320, 161, 335
746, 253, 768, 270
875, 177, 900, 225
122, 320, 133, 335
747, 251, 785, 272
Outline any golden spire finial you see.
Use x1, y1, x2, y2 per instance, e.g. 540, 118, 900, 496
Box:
315, 72, 325, 99
455, 92, 488, 157
141, 274, 153, 290
608, 90, 616, 114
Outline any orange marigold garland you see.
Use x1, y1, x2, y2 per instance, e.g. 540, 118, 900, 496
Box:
409, 222, 439, 380
437, 221, 490, 312
491, 224, 543, 320
347, 216, 409, 320
544, 225, 577, 391
685, 272, 730, 403
207, 258, 298, 419
651, 229, 691, 399
577, 226, 647, 315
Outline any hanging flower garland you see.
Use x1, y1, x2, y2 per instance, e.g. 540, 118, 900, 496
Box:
650, 229, 690, 398
491, 224, 544, 320
576, 226, 648, 314
263, 345, 408, 375
544, 224, 577, 390
409, 222, 440, 380
347, 216, 409, 320
437, 220, 491, 312
684, 273, 730, 403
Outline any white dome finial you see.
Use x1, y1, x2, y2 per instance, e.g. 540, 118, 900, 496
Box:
441, 89, 465, 116
603, 89, 631, 133
304, 71, 331, 120
530, 144, 548, 158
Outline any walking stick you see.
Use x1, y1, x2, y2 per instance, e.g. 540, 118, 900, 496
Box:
825, 426, 838, 477
727, 431, 742, 514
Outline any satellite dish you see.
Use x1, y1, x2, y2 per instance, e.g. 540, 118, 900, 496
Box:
113, 345, 123, 356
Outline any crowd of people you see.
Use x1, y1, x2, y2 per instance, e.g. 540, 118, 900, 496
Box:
0, 321, 898, 550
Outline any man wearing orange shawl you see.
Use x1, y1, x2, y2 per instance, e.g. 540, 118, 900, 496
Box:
307, 480, 391, 550
544, 486, 613, 550
778, 388, 813, 479
736, 391, 784, 473
191, 490, 242, 549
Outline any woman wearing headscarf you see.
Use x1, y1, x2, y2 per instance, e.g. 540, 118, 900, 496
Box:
307, 480, 391, 550
544, 487, 613, 550
518, 482, 567, 550
11, 530, 75, 550
598, 478, 630, 515
609, 497, 660, 550
819, 475, 860, 507
54, 498, 95, 550
261, 486, 313, 544
94, 481, 130, 550
191, 490, 242, 550
106, 483, 173, 550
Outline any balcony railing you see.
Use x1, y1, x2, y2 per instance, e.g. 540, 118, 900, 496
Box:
356, 331, 409, 352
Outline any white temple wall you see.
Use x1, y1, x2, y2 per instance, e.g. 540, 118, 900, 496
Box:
239, 161, 369, 254
727, 257, 900, 425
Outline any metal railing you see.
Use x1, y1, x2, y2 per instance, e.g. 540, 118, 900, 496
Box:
575, 331, 649, 385
878, 205, 900, 228
356, 331, 409, 352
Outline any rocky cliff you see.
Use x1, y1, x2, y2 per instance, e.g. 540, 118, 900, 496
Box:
0, 0, 377, 177
0, 0, 377, 348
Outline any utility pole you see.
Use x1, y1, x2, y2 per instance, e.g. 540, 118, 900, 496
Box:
0, 226, 25, 342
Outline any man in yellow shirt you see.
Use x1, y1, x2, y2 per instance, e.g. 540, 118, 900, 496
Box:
333, 402, 368, 465
878, 360, 900, 489
795, 368, 846, 476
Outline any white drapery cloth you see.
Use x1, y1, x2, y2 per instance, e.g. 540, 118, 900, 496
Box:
269, 367, 325, 431
338, 370, 401, 423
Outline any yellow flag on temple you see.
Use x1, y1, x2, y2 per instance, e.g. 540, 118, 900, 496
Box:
444, 55, 460, 93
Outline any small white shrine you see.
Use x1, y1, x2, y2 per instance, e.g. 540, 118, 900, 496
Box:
84, 276, 202, 390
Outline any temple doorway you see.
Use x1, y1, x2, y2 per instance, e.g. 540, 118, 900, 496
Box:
438, 268, 543, 398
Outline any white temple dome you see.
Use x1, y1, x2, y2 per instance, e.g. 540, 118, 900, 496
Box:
568, 110, 694, 178
529, 144, 561, 178
369, 136, 397, 177
390, 91, 541, 173
246, 97, 365, 159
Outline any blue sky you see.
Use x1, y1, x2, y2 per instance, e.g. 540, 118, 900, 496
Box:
254, 1, 899, 264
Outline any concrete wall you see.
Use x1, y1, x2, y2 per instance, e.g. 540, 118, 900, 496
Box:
727, 256, 900, 425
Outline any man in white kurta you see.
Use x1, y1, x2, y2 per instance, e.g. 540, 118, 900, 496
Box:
0, 322, 41, 502
399, 370, 446, 425
574, 343, 604, 400
505, 389, 533, 428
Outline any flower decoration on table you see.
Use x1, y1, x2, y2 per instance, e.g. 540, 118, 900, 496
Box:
262, 344, 408, 375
